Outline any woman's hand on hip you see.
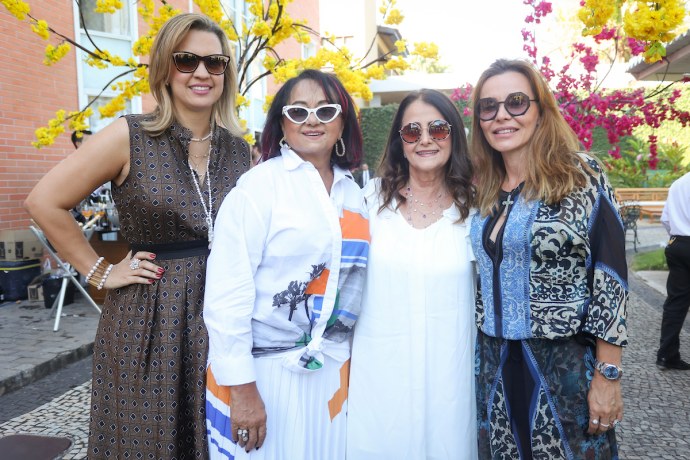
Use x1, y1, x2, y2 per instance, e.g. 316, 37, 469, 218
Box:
103, 250, 164, 289
587, 372, 623, 435
230, 382, 267, 452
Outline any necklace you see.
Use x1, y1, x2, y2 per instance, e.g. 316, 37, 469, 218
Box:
405, 185, 446, 228
188, 134, 214, 248
500, 183, 524, 216
190, 123, 212, 142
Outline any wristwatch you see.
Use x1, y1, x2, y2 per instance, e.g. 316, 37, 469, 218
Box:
594, 360, 623, 380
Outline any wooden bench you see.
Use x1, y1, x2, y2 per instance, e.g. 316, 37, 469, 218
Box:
615, 188, 668, 220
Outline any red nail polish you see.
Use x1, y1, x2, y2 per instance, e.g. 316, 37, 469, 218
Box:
149, 253, 156, 259
149, 279, 155, 284
157, 267, 164, 274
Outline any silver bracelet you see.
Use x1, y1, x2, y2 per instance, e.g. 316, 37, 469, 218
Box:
85, 256, 105, 282
97, 264, 114, 290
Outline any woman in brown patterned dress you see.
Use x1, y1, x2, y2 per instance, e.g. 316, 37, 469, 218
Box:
25, 13, 249, 459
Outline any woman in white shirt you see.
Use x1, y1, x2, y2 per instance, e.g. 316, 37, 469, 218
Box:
204, 69, 370, 460
347, 89, 478, 459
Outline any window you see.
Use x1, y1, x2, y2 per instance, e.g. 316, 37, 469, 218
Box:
79, 0, 130, 36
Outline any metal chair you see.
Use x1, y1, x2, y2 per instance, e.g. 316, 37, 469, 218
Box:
29, 225, 101, 331
620, 204, 641, 252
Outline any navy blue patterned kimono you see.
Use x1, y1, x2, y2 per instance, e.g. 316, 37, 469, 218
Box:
470, 154, 628, 459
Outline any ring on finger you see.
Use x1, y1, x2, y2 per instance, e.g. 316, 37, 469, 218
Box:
237, 428, 249, 443
591, 419, 599, 425
612, 419, 620, 427
600, 422, 610, 428
129, 258, 140, 270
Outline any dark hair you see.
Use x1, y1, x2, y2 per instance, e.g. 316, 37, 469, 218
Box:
260, 69, 363, 170
377, 89, 475, 221
71, 130, 92, 148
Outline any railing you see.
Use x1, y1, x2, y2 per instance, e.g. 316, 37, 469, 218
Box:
615, 188, 668, 220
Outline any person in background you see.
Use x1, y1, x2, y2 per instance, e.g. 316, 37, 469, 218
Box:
251, 140, 262, 167
656, 171, 690, 370
25, 13, 249, 458
347, 89, 477, 459
204, 69, 369, 459
469, 59, 628, 459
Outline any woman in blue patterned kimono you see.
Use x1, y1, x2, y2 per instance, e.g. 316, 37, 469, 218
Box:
469, 59, 628, 459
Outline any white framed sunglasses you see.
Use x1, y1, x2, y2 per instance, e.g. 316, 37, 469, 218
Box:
282, 104, 342, 124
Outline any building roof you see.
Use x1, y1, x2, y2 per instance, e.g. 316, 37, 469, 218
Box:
368, 72, 467, 106
627, 31, 690, 81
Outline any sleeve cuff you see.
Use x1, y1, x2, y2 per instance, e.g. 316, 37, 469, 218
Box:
208, 355, 257, 386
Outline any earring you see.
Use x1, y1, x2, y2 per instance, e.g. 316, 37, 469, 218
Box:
335, 138, 346, 157
279, 137, 289, 149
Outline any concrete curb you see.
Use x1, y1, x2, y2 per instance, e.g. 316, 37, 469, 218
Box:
0, 342, 94, 397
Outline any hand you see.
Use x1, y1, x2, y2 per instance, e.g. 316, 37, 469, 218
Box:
229, 382, 267, 452
103, 250, 164, 289
587, 372, 623, 435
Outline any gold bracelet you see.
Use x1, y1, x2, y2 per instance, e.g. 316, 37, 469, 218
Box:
87, 258, 112, 289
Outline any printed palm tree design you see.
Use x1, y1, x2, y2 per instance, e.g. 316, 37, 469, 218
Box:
272, 263, 326, 321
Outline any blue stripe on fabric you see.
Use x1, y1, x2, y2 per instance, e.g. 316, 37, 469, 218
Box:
471, 214, 496, 335
207, 431, 235, 460
331, 308, 358, 320
312, 295, 323, 319
522, 341, 575, 460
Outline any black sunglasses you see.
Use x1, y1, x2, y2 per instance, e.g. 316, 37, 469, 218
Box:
477, 92, 537, 121
172, 52, 231, 75
399, 120, 452, 144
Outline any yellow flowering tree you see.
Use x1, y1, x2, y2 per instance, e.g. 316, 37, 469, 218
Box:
578, 0, 686, 63
2, 0, 439, 147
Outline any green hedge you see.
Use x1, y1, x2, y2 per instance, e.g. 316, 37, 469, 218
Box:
360, 104, 398, 171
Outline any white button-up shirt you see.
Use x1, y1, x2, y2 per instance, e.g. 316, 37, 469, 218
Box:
661, 171, 690, 237
205, 147, 370, 386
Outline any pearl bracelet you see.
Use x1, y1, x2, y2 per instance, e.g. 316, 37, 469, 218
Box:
85, 256, 105, 283
97, 264, 114, 290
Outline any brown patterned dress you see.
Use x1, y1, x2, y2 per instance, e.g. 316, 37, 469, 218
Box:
88, 114, 249, 459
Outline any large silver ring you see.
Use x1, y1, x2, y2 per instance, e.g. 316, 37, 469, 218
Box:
592, 419, 599, 425
129, 258, 140, 270
612, 419, 620, 427
237, 428, 249, 442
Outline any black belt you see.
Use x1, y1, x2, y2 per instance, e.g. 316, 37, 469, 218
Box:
130, 240, 209, 260
671, 235, 690, 240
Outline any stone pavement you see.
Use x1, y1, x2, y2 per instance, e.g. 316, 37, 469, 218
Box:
0, 220, 687, 459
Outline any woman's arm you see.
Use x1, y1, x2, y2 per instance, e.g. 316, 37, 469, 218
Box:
587, 339, 623, 434
24, 118, 160, 288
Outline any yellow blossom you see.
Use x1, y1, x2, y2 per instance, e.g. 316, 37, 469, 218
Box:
411, 42, 439, 60
43, 43, 70, 66
263, 95, 275, 113
252, 20, 272, 38
394, 39, 407, 53
1, 0, 31, 20
31, 19, 50, 40
243, 132, 256, 145
384, 8, 404, 25
95, 0, 123, 14
236, 93, 250, 109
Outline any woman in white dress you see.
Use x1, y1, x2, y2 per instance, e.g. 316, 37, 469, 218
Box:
204, 69, 369, 460
347, 89, 478, 459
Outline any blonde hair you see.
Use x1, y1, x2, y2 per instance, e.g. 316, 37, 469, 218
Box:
470, 59, 590, 216
143, 13, 242, 137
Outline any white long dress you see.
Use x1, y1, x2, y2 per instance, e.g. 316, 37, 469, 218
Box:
347, 179, 478, 460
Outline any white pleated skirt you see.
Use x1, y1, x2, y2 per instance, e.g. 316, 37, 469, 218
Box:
206, 354, 350, 460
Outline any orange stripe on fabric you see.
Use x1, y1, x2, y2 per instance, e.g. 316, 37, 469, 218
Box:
206, 365, 232, 404
340, 209, 370, 242
328, 359, 351, 421
305, 268, 330, 295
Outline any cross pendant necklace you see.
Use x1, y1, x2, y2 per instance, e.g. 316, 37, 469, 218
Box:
501, 195, 515, 216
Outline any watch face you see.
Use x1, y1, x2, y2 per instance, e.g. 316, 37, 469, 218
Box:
602, 365, 620, 380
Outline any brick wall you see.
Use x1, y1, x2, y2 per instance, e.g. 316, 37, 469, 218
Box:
0, 0, 318, 230
0, 1, 79, 229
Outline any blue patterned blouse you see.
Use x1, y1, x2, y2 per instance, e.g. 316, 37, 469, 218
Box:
470, 154, 628, 346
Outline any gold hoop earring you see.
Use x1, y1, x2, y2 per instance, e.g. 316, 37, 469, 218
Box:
335, 138, 346, 157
